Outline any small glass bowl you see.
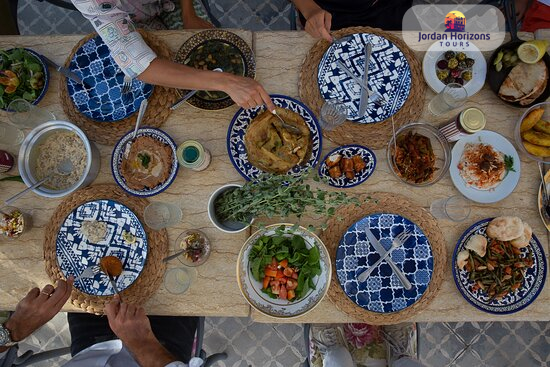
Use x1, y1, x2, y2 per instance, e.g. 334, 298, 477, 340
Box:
0, 207, 32, 239
174, 229, 211, 267
387, 122, 451, 187
515, 101, 550, 164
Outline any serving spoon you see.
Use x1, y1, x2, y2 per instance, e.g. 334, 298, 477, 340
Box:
3, 158, 73, 207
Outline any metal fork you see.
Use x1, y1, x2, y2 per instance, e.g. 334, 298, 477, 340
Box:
335, 60, 387, 107
272, 109, 302, 135
73, 265, 100, 282
357, 230, 411, 283
331, 34, 353, 46
121, 75, 132, 95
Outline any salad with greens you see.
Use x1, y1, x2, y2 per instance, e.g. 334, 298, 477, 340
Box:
0, 48, 46, 109
249, 229, 322, 302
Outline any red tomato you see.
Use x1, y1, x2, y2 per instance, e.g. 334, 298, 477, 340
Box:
265, 268, 277, 278
286, 279, 298, 290
279, 277, 287, 284
283, 267, 294, 277
270, 281, 280, 294
291, 272, 299, 279
271, 257, 278, 267
287, 289, 295, 300
262, 276, 271, 289
275, 270, 285, 279
279, 284, 287, 300
278, 259, 288, 268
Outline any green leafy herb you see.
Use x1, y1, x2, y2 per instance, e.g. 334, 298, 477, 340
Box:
214, 171, 361, 230
504, 155, 515, 173
0, 175, 23, 183
137, 153, 151, 169
0, 48, 45, 109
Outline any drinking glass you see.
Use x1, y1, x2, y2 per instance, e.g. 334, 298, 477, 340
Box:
428, 83, 468, 116
7, 99, 55, 128
0, 122, 24, 145
144, 202, 183, 230
164, 267, 196, 294
320, 101, 348, 131
430, 195, 471, 222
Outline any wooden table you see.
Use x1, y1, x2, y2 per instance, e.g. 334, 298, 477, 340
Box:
0, 30, 548, 323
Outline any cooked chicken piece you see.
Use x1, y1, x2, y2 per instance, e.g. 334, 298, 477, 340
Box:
352, 155, 366, 172
325, 153, 342, 168
328, 165, 342, 178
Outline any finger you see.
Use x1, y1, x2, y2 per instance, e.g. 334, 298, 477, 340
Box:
251, 93, 264, 109
49, 278, 73, 308
126, 304, 137, 317
258, 87, 276, 112
24, 287, 40, 301
320, 13, 333, 42
305, 22, 322, 39
37, 284, 55, 301
136, 306, 146, 318
117, 302, 128, 321
105, 294, 121, 319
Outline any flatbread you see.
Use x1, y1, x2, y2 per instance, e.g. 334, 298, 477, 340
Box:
511, 222, 533, 248
486, 216, 524, 241
244, 108, 312, 174
499, 61, 547, 103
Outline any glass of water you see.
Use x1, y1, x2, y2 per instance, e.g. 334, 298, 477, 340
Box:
164, 267, 196, 295
0, 122, 24, 145
7, 99, 55, 128
144, 202, 183, 230
428, 83, 468, 116
320, 101, 348, 131
430, 195, 471, 222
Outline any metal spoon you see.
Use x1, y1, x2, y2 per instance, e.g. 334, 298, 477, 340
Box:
124, 99, 148, 158
4, 158, 73, 206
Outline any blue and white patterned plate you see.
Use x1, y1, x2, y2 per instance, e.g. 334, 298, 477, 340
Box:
111, 127, 179, 197
452, 218, 547, 314
67, 36, 153, 122
318, 145, 376, 188
317, 33, 412, 124
335, 213, 433, 313
227, 94, 322, 181
56, 199, 148, 296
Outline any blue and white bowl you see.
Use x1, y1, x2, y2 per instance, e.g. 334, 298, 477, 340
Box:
317, 33, 412, 124
56, 199, 148, 296
67, 35, 153, 122
318, 144, 376, 188
452, 218, 546, 314
111, 127, 179, 197
227, 94, 322, 181
335, 213, 434, 313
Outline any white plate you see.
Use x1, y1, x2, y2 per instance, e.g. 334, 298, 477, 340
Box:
237, 223, 331, 319
422, 41, 486, 97
450, 131, 520, 203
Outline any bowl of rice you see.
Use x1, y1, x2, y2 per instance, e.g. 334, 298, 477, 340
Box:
18, 121, 100, 198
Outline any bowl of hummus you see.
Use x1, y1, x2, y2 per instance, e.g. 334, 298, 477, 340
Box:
111, 128, 179, 197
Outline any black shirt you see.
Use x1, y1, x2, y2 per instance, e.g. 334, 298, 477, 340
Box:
298, 0, 413, 31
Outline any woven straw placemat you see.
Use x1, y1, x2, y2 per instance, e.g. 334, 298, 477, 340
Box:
44, 184, 168, 314
59, 30, 177, 146
319, 192, 446, 324
299, 27, 425, 150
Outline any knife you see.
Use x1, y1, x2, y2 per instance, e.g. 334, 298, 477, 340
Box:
363, 227, 413, 290
107, 276, 123, 302
335, 60, 386, 107
41, 55, 83, 85
357, 43, 372, 117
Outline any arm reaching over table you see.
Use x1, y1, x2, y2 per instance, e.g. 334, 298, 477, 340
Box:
291, 0, 333, 42
71, 0, 275, 111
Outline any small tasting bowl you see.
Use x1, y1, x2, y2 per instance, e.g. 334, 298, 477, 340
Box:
387, 122, 451, 187
514, 101, 550, 164
174, 229, 211, 267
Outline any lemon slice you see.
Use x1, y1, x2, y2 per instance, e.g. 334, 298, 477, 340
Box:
518, 40, 549, 64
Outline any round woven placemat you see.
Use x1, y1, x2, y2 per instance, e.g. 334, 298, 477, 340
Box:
299, 27, 425, 150
320, 192, 446, 324
59, 30, 177, 146
44, 184, 168, 314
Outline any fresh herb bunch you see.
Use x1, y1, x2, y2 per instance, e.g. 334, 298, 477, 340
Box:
504, 154, 515, 173
214, 172, 359, 230
249, 227, 321, 301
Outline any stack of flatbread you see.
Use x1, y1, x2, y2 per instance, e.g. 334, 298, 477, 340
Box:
498, 60, 548, 106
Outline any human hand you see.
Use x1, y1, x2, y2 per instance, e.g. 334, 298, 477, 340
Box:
304, 8, 332, 42
4, 277, 73, 342
222, 74, 276, 111
104, 295, 156, 348
183, 14, 214, 29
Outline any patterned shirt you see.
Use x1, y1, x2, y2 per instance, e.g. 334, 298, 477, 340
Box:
71, 0, 165, 77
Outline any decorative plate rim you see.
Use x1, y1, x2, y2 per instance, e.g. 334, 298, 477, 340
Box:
317, 144, 377, 188
173, 29, 255, 111
335, 212, 434, 314
451, 217, 547, 314
55, 198, 148, 296
111, 127, 179, 197
449, 130, 521, 204
226, 93, 323, 181
236, 223, 332, 318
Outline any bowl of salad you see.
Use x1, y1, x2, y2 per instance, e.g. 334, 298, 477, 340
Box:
0, 48, 49, 111
237, 223, 331, 318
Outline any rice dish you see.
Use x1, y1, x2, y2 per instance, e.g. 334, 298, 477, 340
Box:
457, 143, 505, 190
